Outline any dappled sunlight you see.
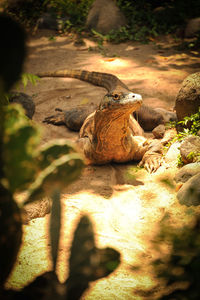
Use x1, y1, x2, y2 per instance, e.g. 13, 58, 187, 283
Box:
6, 166, 179, 299
55, 174, 177, 298
100, 57, 131, 70
5, 216, 52, 290
6, 28, 200, 299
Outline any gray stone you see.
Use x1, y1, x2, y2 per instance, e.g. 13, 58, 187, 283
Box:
152, 124, 165, 138
177, 173, 200, 206
22, 197, 51, 224
86, 0, 127, 34
174, 162, 200, 183
10, 92, 35, 119
180, 135, 200, 164
175, 72, 200, 124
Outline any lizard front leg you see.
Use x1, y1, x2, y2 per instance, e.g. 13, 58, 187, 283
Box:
43, 110, 66, 125
139, 139, 163, 173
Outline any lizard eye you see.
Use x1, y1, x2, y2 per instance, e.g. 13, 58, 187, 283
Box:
112, 93, 120, 100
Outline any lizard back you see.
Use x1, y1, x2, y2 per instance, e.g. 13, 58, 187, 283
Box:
36, 69, 129, 93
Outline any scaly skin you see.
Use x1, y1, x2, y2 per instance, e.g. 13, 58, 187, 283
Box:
37, 69, 164, 171
77, 91, 163, 171
36, 69, 129, 93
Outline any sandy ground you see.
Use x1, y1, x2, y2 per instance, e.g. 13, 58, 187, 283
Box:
5, 30, 200, 299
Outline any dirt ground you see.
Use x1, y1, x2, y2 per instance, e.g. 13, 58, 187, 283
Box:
6, 30, 200, 299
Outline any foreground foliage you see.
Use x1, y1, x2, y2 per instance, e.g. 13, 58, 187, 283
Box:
153, 213, 200, 300
0, 13, 120, 299
1, 104, 120, 299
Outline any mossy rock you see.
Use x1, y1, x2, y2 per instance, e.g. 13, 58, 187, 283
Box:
175, 72, 200, 125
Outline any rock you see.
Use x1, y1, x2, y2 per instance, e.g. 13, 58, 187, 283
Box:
180, 135, 200, 164
177, 173, 200, 206
10, 92, 35, 119
174, 162, 200, 183
161, 128, 177, 145
152, 124, 165, 138
165, 141, 181, 164
175, 72, 200, 125
184, 18, 200, 38
154, 108, 177, 123
22, 198, 51, 224
86, 0, 127, 34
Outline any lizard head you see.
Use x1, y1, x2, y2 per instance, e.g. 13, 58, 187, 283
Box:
98, 91, 143, 112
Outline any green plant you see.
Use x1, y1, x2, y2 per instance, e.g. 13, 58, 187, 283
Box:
0, 14, 120, 299
165, 109, 200, 148
132, 212, 200, 299
90, 29, 109, 55
187, 151, 200, 163
2, 104, 83, 196
4, 0, 46, 29
0, 103, 84, 285
20, 73, 40, 89
49, 35, 56, 41
117, 0, 200, 38
177, 154, 184, 167
106, 26, 134, 43
3, 73, 40, 103
164, 110, 200, 166
45, 0, 93, 29
178, 108, 200, 136
1, 103, 120, 298
152, 214, 200, 299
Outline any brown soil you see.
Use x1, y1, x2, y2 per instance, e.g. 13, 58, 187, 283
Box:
6, 30, 200, 299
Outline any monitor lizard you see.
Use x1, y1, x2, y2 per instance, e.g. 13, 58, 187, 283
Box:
36, 69, 173, 171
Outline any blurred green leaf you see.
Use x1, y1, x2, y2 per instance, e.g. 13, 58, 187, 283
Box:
2, 104, 41, 193
24, 153, 84, 204
37, 139, 76, 170
50, 189, 61, 272
20, 73, 40, 90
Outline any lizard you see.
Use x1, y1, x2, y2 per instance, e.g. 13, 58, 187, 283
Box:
36, 69, 176, 132
36, 69, 171, 171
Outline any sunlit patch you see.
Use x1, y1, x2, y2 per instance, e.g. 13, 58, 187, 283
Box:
101, 58, 129, 69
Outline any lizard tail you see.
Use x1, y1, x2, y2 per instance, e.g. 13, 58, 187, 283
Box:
36, 69, 128, 93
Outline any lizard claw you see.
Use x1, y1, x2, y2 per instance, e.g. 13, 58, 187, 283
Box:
43, 112, 65, 125
139, 154, 163, 173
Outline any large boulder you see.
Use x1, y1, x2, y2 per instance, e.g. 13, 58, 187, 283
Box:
10, 92, 35, 119
86, 0, 127, 34
177, 173, 200, 206
175, 72, 200, 123
152, 124, 166, 138
174, 162, 200, 183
